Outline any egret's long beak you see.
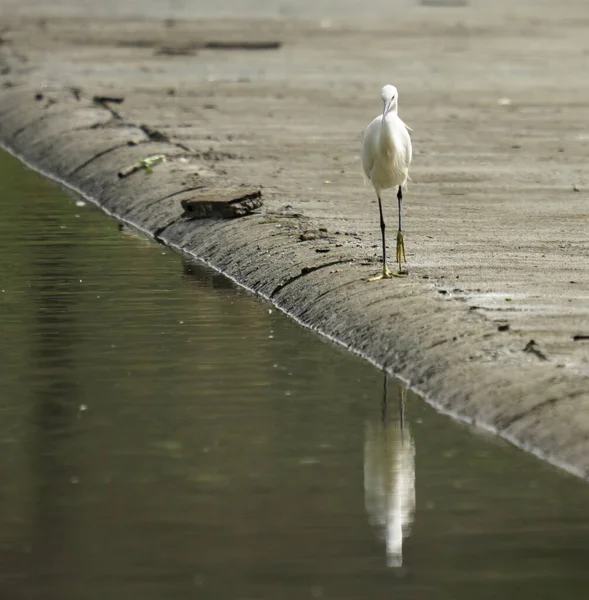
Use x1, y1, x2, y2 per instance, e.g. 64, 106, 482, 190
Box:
386, 98, 396, 115
382, 100, 389, 120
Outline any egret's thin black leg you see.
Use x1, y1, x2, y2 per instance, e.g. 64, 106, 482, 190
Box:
397, 186, 403, 232
369, 192, 393, 280
377, 193, 387, 268
396, 186, 407, 271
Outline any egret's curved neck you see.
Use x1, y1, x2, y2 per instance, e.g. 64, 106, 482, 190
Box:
380, 109, 401, 157
386, 103, 398, 117
381, 103, 398, 126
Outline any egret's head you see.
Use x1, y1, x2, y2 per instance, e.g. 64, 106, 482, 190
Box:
381, 84, 398, 115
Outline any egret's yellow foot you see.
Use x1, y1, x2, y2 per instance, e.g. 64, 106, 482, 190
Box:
395, 230, 408, 276
368, 264, 393, 282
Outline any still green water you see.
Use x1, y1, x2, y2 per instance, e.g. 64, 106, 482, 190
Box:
1, 149, 589, 599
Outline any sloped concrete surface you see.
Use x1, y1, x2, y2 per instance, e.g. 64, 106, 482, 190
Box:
1, 0, 588, 477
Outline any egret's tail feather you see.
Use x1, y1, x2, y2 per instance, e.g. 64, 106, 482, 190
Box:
400, 117, 412, 132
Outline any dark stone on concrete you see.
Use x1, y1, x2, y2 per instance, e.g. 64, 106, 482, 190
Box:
181, 188, 263, 219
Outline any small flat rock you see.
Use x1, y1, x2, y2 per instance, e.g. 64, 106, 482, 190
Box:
181, 188, 263, 219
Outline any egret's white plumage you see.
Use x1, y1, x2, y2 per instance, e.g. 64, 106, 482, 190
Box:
361, 85, 413, 279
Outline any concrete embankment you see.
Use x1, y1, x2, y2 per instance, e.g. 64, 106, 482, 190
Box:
1, 1, 589, 478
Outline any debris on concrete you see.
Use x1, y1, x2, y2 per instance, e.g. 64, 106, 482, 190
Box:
181, 188, 263, 219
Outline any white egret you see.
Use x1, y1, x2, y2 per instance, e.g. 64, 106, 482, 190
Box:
361, 85, 413, 279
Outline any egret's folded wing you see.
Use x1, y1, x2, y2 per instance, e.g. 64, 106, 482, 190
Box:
361, 123, 377, 180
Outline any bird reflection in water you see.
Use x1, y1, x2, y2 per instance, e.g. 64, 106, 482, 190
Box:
364, 376, 416, 568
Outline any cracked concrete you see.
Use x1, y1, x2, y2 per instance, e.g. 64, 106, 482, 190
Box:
1, 0, 589, 479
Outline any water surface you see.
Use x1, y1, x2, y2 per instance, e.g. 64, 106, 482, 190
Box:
1, 149, 589, 599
